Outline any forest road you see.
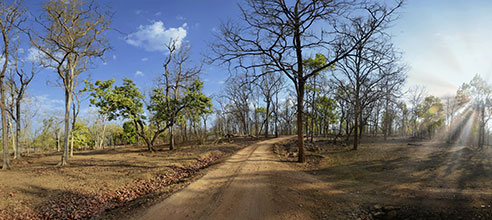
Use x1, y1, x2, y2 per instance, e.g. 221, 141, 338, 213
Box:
138, 136, 320, 220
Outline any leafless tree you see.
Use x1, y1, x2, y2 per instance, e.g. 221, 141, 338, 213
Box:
6, 46, 37, 159
222, 73, 254, 135
28, 0, 111, 165
0, 0, 25, 170
332, 26, 406, 150
256, 71, 284, 137
210, 0, 403, 162
408, 85, 426, 137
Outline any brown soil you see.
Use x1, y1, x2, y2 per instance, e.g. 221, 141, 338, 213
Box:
275, 137, 492, 219
0, 137, 261, 219
136, 136, 317, 220
4, 136, 492, 219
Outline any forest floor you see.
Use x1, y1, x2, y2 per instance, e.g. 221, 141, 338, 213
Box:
0, 136, 264, 219
3, 136, 492, 220
275, 136, 492, 219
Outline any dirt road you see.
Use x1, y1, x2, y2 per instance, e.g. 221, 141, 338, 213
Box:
138, 136, 321, 220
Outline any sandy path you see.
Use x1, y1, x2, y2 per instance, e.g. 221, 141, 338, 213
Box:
138, 136, 317, 220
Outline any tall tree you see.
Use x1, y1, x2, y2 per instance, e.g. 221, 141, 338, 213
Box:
69, 84, 86, 156
222, 74, 253, 135
211, 0, 403, 162
456, 75, 492, 148
153, 40, 212, 150
6, 47, 37, 159
408, 85, 426, 137
418, 96, 444, 139
0, 0, 25, 169
257, 72, 283, 138
28, 0, 110, 165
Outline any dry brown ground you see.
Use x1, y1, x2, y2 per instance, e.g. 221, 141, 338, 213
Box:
0, 137, 262, 219
3, 135, 492, 220
275, 136, 492, 219
137, 136, 314, 220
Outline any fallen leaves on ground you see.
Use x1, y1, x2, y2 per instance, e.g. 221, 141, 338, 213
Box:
0, 151, 225, 220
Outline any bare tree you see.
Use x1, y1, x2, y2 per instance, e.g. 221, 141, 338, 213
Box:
6, 47, 37, 159
331, 20, 406, 150
69, 81, 88, 156
222, 73, 253, 135
256, 72, 283, 137
158, 40, 205, 150
211, 0, 403, 162
0, 0, 25, 170
28, 0, 110, 165
408, 85, 426, 137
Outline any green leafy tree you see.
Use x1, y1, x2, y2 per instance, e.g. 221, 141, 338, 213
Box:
316, 96, 338, 135
304, 54, 332, 141
455, 74, 492, 148
418, 96, 444, 139
150, 40, 212, 150
122, 121, 137, 144
87, 77, 212, 151
150, 78, 212, 150
72, 122, 90, 149
86, 78, 157, 150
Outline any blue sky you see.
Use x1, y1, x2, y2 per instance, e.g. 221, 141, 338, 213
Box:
391, 0, 492, 97
19, 0, 492, 118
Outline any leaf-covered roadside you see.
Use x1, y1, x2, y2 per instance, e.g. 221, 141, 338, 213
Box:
0, 151, 225, 220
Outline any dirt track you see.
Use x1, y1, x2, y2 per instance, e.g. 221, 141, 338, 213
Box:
138, 136, 321, 220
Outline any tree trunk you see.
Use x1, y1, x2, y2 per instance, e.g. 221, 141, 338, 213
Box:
61, 88, 72, 166
1, 77, 10, 170
15, 102, 21, 159
297, 80, 305, 163
98, 122, 106, 149
169, 125, 175, 150
275, 92, 279, 138
384, 97, 389, 141
265, 100, 270, 138
184, 121, 187, 142
70, 130, 74, 157
9, 120, 16, 159
310, 75, 316, 143
353, 85, 360, 150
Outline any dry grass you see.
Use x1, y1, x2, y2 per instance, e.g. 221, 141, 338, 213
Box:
276, 136, 492, 219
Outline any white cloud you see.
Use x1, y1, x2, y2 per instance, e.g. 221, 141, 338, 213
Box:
135, 70, 144, 77
141, 57, 149, 62
155, 11, 162, 16
34, 95, 64, 117
176, 15, 185, 20
126, 21, 187, 53
26, 47, 45, 63
112, 55, 117, 60
135, 10, 144, 15
218, 80, 225, 84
